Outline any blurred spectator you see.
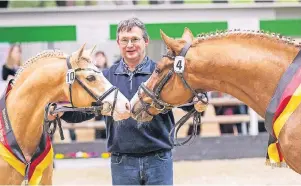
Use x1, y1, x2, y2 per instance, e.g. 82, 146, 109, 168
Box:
211, 92, 243, 135
94, 50, 108, 69
94, 50, 109, 139
68, 127, 77, 141
211, 91, 266, 134
0, 1, 8, 8
215, 105, 242, 134
170, 0, 184, 4
55, 1, 67, 6
149, 0, 163, 4
132, 0, 164, 5
2, 44, 22, 81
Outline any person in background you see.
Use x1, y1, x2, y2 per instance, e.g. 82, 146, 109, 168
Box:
94, 50, 108, 69
2, 44, 22, 81
0, 1, 8, 8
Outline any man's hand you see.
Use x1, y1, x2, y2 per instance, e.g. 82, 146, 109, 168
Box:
47, 105, 64, 121
193, 97, 207, 113
101, 102, 113, 115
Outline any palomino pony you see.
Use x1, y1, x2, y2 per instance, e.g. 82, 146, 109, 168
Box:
0, 44, 131, 185
130, 28, 301, 174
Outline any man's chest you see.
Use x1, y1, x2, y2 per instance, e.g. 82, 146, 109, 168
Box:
111, 74, 151, 100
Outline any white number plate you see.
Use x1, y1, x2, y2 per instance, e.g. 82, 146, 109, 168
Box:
66, 69, 75, 84
174, 56, 185, 73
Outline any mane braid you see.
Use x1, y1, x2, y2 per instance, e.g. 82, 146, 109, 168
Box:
13, 50, 67, 86
196, 29, 301, 48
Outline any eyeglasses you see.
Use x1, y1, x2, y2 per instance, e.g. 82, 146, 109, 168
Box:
119, 37, 142, 46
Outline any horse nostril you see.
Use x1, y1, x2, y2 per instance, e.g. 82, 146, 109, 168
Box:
125, 103, 130, 111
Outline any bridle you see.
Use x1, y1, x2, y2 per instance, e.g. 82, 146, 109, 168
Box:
136, 43, 209, 146
43, 56, 118, 140
65, 56, 118, 116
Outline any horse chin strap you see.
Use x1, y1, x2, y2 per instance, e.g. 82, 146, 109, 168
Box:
43, 56, 119, 140
138, 42, 209, 146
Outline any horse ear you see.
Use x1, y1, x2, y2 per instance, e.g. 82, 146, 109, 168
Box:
87, 45, 97, 56
182, 27, 194, 43
76, 43, 86, 60
160, 29, 179, 52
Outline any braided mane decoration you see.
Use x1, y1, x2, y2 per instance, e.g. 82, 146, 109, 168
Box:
196, 29, 301, 48
13, 50, 67, 86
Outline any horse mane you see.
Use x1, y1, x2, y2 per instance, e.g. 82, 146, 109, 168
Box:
196, 29, 301, 48
13, 50, 67, 86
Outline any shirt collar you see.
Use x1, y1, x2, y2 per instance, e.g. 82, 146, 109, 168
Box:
114, 56, 152, 75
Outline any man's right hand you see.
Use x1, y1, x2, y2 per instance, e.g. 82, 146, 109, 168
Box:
47, 105, 64, 121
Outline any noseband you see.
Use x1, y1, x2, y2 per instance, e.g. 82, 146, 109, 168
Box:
137, 70, 174, 116
137, 43, 209, 146
44, 56, 118, 140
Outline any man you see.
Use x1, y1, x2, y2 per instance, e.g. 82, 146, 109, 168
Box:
57, 17, 188, 185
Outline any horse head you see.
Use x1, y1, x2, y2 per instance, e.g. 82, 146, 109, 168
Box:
130, 28, 202, 122
9, 44, 131, 129
62, 44, 131, 120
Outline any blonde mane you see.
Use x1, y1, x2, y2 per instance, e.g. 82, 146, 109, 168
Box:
13, 50, 67, 86
196, 29, 301, 48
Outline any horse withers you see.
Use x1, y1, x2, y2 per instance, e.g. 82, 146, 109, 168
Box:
130, 28, 301, 174
0, 44, 131, 185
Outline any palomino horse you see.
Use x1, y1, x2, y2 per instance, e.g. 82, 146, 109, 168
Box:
130, 28, 301, 174
0, 44, 131, 185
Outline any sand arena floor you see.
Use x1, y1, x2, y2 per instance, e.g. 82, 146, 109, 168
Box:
53, 157, 301, 185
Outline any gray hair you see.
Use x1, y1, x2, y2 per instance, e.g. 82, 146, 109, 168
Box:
116, 17, 149, 41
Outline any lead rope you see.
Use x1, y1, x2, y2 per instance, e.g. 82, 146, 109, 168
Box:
43, 102, 65, 140
169, 92, 207, 146
169, 108, 200, 146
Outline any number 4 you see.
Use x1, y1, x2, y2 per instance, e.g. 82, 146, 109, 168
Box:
176, 60, 183, 70
174, 56, 185, 73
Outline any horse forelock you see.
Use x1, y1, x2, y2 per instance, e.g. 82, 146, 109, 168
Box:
195, 29, 301, 48
13, 50, 67, 86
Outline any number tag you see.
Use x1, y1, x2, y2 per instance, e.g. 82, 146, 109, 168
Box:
174, 56, 185, 73
66, 69, 75, 84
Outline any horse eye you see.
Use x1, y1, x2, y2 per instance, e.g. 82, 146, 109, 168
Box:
86, 75, 96, 82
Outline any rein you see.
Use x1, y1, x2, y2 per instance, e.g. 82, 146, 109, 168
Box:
43, 56, 118, 140
138, 43, 208, 146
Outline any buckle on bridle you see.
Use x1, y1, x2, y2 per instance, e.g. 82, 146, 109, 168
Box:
150, 101, 166, 111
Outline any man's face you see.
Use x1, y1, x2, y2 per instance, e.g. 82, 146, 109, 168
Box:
117, 26, 149, 63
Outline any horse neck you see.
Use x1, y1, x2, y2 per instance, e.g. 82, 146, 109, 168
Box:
189, 36, 300, 117
6, 57, 67, 157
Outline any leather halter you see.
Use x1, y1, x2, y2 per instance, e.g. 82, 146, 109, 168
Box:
138, 43, 208, 114
65, 56, 118, 116
43, 56, 119, 140
136, 43, 209, 146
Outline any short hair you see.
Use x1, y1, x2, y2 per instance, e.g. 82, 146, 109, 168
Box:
116, 17, 149, 41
